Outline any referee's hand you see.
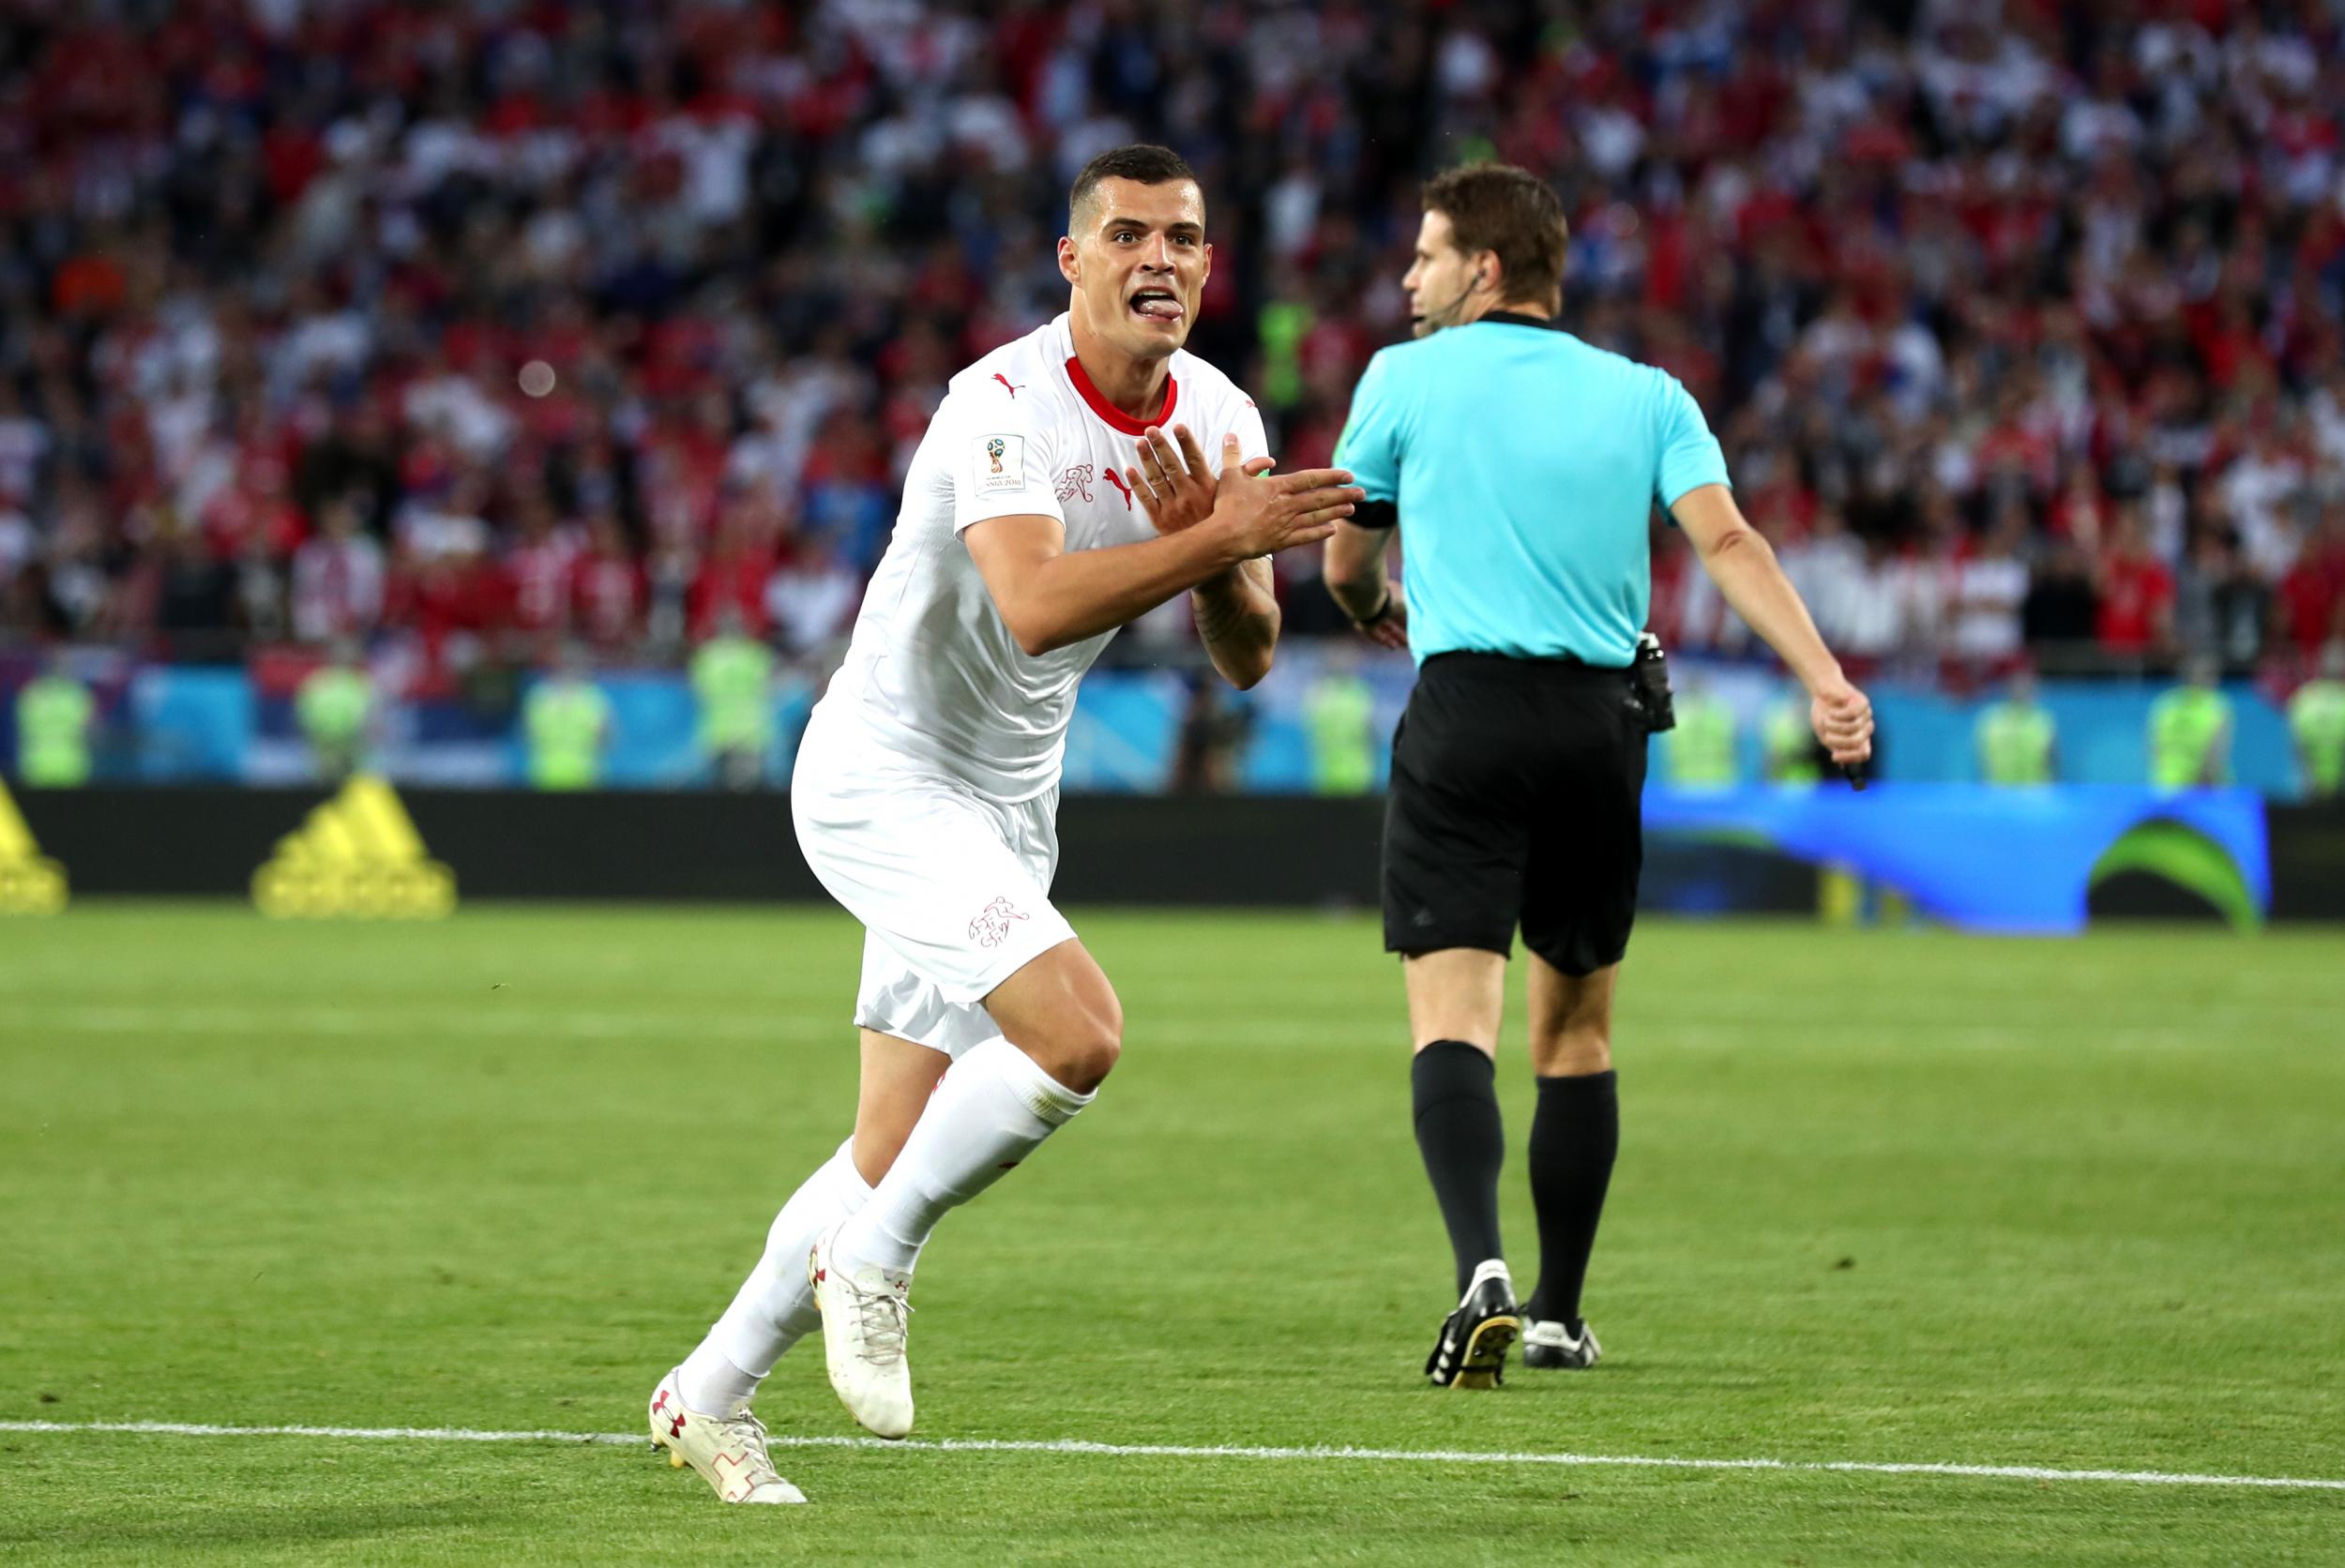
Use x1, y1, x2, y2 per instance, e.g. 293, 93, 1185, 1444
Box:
1349, 582, 1410, 651
1809, 679, 1874, 766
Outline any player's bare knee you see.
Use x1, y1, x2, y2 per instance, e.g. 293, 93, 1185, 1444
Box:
1019, 1030, 1117, 1094
1008, 991, 1120, 1093
1059, 998, 1124, 1092
1065, 1035, 1120, 1094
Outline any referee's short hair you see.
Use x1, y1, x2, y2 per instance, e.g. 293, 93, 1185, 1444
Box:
1423, 164, 1570, 310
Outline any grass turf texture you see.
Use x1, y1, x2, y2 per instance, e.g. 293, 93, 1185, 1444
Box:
2, 904, 2340, 1565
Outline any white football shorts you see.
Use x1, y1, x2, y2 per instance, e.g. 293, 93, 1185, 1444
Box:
792, 713, 1076, 1060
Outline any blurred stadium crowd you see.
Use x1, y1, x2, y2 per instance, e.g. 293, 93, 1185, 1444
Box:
1, 0, 2343, 700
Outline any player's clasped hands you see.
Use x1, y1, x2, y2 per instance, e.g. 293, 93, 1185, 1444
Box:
1125, 424, 1362, 558
1809, 680, 1875, 765
1125, 425, 1260, 535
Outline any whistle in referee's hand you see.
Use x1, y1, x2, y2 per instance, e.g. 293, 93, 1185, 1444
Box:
1840, 761, 1868, 792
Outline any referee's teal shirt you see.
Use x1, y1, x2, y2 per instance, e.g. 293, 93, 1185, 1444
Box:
1333, 312, 1730, 668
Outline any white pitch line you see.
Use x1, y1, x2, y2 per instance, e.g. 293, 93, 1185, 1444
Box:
3, 1420, 2338, 1494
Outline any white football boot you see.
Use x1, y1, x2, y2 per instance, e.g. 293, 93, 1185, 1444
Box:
648, 1367, 807, 1504
1520, 1317, 1602, 1369
808, 1223, 915, 1439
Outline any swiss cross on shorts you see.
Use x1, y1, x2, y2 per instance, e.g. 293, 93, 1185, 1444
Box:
968, 896, 1028, 948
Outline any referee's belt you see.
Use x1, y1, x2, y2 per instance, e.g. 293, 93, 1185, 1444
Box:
1420, 650, 1632, 676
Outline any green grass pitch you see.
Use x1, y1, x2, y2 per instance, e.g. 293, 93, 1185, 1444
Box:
3, 903, 2341, 1564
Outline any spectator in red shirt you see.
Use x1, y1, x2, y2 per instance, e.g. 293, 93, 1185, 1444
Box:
389, 544, 508, 692
290, 495, 386, 645
201, 445, 308, 562
504, 490, 582, 641
569, 508, 644, 653
2275, 506, 2345, 659
2095, 503, 2175, 658
688, 504, 777, 642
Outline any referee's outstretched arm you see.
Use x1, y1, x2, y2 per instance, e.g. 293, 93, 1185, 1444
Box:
1670, 484, 1872, 766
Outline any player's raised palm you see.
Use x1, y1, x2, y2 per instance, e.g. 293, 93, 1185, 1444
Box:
1201, 440, 1362, 560
1122, 423, 1361, 556
1125, 425, 1269, 536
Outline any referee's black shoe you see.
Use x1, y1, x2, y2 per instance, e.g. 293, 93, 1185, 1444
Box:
1520, 1317, 1602, 1370
1425, 1261, 1520, 1390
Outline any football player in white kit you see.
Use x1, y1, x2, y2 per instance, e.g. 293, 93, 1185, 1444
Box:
648, 145, 1365, 1503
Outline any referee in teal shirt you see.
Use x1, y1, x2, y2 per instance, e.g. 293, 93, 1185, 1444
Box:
1325, 164, 1873, 1390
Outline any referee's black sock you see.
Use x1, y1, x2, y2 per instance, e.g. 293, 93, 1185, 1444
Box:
1411, 1041, 1505, 1300
1525, 1069, 1618, 1326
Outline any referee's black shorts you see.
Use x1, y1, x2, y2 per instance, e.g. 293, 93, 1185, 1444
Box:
1383, 651, 1649, 976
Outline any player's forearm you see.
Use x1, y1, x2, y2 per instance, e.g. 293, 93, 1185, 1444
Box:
1696, 528, 1847, 693
1191, 563, 1279, 688
1006, 525, 1246, 656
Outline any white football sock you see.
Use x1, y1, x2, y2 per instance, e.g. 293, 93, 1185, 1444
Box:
680, 1137, 872, 1411
832, 1038, 1094, 1277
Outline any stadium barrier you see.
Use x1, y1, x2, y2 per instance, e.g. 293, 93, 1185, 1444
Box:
1, 655, 2315, 794
8, 785, 2340, 925
2267, 800, 2345, 921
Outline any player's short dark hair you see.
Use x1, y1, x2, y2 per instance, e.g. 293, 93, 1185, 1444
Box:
1069, 144, 1202, 229
1421, 163, 1570, 309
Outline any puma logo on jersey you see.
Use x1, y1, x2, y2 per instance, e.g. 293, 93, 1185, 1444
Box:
992, 373, 1023, 398
1055, 464, 1095, 504
1103, 468, 1133, 509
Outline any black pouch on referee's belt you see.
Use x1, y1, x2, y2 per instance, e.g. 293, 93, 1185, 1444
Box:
1631, 632, 1675, 732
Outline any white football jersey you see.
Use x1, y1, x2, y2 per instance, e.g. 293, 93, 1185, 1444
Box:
810, 313, 1267, 803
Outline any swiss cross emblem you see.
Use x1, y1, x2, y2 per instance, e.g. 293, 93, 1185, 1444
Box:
968, 897, 1029, 949
1055, 464, 1095, 504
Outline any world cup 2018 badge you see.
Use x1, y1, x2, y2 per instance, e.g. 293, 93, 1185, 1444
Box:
974, 433, 1021, 492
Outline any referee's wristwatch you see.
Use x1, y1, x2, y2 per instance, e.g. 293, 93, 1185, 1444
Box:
1350, 589, 1398, 630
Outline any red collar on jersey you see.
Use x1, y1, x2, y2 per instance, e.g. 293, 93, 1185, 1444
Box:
1064, 354, 1178, 436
